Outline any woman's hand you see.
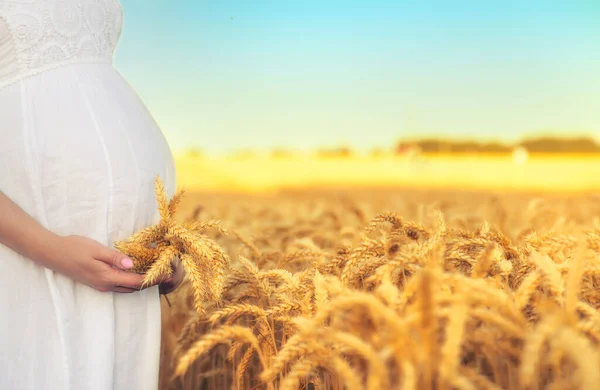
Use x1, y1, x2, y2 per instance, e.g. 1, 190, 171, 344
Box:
158, 258, 185, 295
0, 191, 155, 293
42, 235, 159, 293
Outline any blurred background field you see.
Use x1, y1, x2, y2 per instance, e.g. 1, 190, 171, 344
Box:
174, 151, 600, 194
173, 135, 600, 193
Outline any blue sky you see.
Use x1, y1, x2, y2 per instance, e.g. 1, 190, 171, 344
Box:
115, 0, 600, 155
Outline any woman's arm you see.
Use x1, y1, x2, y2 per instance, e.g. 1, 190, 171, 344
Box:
0, 191, 157, 293
0, 191, 61, 266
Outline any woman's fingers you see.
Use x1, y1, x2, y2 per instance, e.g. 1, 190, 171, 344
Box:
94, 242, 135, 271
102, 258, 175, 293
110, 269, 157, 291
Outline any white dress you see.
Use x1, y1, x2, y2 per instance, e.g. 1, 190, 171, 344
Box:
0, 1, 176, 389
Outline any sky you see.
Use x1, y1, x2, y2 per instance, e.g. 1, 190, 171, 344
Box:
114, 0, 600, 155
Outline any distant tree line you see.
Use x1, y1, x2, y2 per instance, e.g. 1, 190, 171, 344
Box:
396, 136, 600, 154
183, 136, 600, 158
315, 147, 353, 158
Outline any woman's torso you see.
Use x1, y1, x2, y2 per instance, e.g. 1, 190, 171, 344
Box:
0, 0, 176, 244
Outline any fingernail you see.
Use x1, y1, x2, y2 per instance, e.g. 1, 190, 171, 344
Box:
121, 257, 134, 269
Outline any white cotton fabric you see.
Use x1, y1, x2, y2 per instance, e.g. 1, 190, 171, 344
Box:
0, 1, 177, 389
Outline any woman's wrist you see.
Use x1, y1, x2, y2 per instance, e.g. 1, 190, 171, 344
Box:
28, 230, 65, 270
0, 191, 68, 271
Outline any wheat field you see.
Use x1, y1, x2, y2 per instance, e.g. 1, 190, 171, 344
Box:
145, 186, 600, 390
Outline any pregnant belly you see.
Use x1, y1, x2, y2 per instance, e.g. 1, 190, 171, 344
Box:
11, 63, 177, 244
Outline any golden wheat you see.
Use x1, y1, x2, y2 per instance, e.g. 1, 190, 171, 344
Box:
127, 185, 600, 390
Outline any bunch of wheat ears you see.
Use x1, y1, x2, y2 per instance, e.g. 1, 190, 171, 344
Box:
114, 177, 230, 314
118, 177, 600, 390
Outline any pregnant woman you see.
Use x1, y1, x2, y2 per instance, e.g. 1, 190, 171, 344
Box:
0, 1, 181, 389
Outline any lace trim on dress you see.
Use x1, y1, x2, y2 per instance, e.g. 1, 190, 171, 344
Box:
0, 0, 123, 90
